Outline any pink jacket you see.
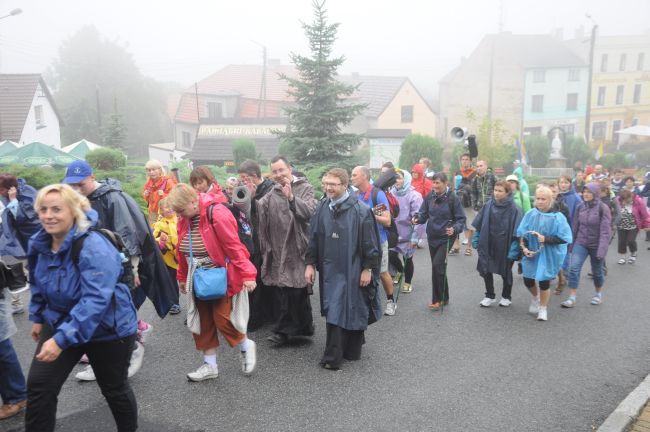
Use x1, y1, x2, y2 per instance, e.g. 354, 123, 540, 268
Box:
176, 192, 257, 297
617, 195, 650, 230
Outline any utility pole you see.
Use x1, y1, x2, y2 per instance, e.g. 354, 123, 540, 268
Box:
95, 85, 102, 128
487, 36, 496, 144
584, 21, 598, 144
256, 44, 267, 119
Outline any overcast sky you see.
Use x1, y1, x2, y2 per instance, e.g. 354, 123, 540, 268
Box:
0, 0, 648, 98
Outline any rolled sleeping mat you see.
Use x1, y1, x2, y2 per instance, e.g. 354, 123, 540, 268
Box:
232, 185, 252, 218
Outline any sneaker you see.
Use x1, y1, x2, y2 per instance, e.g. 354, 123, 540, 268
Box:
79, 354, 89, 364
75, 365, 97, 381
561, 298, 576, 308
266, 333, 288, 345
392, 272, 402, 284
127, 342, 144, 378
384, 299, 397, 316
498, 298, 512, 307
591, 295, 602, 305
240, 340, 257, 375
187, 363, 219, 382
137, 320, 153, 344
401, 282, 412, 293
618, 258, 627, 265
0, 399, 27, 420
528, 299, 540, 314
169, 304, 181, 315
479, 297, 496, 307
628, 255, 636, 264
461, 239, 468, 245
537, 307, 548, 321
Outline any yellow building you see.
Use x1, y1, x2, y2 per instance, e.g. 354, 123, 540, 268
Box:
567, 33, 650, 149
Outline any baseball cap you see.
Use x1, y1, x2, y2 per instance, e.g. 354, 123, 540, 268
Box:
63, 160, 94, 184
506, 174, 519, 183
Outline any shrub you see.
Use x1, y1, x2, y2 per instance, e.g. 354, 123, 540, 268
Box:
85, 148, 127, 171
525, 136, 551, 167
232, 139, 256, 168
398, 134, 443, 171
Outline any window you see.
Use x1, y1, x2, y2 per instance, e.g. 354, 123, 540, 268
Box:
531, 95, 544, 112
638, 53, 645, 71
566, 93, 578, 111
612, 120, 622, 145
560, 124, 575, 136
597, 86, 606, 106
619, 54, 627, 71
207, 102, 222, 119
592, 121, 607, 139
182, 131, 191, 149
34, 105, 44, 127
533, 70, 545, 83
600, 54, 608, 72
524, 127, 542, 136
632, 118, 639, 126
401, 105, 413, 123
616, 85, 624, 105
633, 84, 642, 104
568, 69, 580, 81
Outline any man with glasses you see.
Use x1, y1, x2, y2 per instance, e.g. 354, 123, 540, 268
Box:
305, 168, 382, 370
61, 160, 178, 381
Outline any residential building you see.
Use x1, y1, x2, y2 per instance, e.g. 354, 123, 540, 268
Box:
0, 74, 63, 148
439, 33, 588, 147
167, 64, 437, 166
566, 32, 650, 148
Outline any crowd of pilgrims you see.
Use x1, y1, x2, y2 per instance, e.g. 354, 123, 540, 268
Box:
0, 155, 649, 430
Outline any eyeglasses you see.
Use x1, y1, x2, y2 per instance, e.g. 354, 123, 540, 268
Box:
321, 182, 343, 188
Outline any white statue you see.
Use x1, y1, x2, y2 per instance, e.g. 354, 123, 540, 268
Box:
550, 131, 563, 158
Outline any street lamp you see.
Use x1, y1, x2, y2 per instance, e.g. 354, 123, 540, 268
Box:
0, 8, 22, 20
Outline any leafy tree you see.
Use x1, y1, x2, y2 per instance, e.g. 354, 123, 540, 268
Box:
562, 136, 592, 168
462, 109, 518, 172
102, 98, 128, 149
232, 139, 257, 167
47, 26, 173, 157
85, 148, 127, 170
398, 134, 443, 171
274, 0, 366, 162
524, 136, 551, 167
599, 152, 633, 170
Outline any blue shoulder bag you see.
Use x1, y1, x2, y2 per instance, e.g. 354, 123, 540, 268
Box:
189, 227, 227, 301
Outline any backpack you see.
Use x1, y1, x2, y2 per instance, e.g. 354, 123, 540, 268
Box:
71, 228, 136, 291
207, 203, 254, 256
370, 187, 399, 248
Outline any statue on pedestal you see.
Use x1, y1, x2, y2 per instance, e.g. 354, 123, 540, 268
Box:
550, 131, 563, 158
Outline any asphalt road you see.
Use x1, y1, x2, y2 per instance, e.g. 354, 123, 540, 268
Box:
5, 240, 650, 432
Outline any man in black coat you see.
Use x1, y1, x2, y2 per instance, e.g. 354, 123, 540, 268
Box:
63, 160, 178, 381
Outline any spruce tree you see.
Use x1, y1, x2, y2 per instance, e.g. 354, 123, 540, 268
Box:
275, 0, 366, 162
102, 97, 128, 150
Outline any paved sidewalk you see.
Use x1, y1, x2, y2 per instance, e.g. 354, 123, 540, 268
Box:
630, 403, 650, 432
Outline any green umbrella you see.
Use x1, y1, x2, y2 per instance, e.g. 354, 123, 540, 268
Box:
0, 141, 81, 167
0, 140, 18, 157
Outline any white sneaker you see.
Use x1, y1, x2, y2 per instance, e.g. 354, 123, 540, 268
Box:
75, 365, 97, 381
240, 340, 257, 375
528, 298, 540, 314
537, 307, 548, 321
384, 299, 397, 316
187, 363, 219, 382
127, 342, 144, 378
479, 297, 496, 307
498, 298, 512, 307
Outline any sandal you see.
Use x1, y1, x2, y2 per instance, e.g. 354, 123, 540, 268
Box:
448, 248, 459, 256
464, 248, 472, 256
428, 302, 441, 311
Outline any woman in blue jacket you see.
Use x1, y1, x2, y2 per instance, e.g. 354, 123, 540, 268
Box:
25, 184, 138, 432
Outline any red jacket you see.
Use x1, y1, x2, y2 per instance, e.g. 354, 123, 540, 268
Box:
176, 192, 257, 297
411, 163, 433, 199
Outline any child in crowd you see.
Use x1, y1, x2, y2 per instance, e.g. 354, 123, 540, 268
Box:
152, 197, 180, 314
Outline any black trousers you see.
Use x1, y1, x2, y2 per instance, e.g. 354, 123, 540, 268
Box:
248, 256, 281, 330
320, 323, 364, 369
389, 251, 414, 284
428, 241, 453, 303
271, 286, 314, 337
25, 325, 137, 432
617, 229, 638, 254
523, 277, 551, 291
483, 262, 514, 300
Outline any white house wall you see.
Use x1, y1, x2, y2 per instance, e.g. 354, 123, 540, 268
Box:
19, 84, 61, 148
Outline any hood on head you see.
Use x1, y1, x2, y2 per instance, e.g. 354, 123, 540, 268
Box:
512, 167, 524, 180
584, 182, 601, 201
397, 169, 412, 192
411, 163, 424, 176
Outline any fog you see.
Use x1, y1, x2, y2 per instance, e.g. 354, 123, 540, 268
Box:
0, 0, 648, 97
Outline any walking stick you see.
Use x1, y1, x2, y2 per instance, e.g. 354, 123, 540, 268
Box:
440, 221, 454, 314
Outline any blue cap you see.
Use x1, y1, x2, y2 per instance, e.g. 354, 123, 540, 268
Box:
63, 160, 93, 184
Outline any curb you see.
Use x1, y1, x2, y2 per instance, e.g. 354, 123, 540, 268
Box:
598, 373, 650, 432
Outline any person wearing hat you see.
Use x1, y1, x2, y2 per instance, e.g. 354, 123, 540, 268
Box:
506, 174, 531, 213
61, 160, 178, 381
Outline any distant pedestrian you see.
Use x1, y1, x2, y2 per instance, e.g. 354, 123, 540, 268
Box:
472, 180, 523, 308
305, 168, 382, 370
142, 160, 176, 224
516, 186, 572, 321
615, 189, 650, 264
506, 174, 531, 213
257, 156, 317, 345
412, 173, 466, 311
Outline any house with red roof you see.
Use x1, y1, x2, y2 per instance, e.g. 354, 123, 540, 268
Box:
0, 74, 63, 148
168, 63, 437, 166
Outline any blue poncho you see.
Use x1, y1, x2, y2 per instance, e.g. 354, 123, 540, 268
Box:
516, 208, 572, 281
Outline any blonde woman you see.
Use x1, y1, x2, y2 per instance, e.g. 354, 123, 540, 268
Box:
25, 184, 137, 431
168, 184, 257, 381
